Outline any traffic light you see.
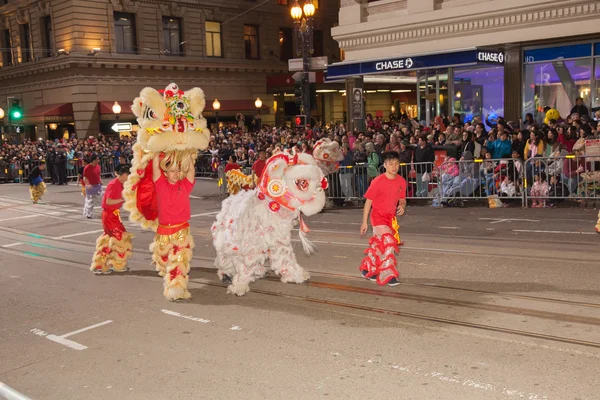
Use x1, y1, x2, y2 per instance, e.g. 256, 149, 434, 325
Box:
295, 115, 306, 128
294, 81, 303, 107
9, 99, 23, 123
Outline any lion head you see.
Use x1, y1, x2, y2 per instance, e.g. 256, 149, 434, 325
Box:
131, 83, 210, 152
257, 152, 327, 217
312, 138, 344, 175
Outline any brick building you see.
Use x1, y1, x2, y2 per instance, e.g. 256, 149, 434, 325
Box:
0, 0, 338, 141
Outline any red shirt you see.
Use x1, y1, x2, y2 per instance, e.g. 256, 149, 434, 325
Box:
102, 178, 124, 211
83, 164, 102, 185
224, 163, 241, 173
154, 174, 194, 225
252, 159, 266, 179
364, 174, 407, 228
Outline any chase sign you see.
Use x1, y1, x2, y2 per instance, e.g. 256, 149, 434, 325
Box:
326, 48, 505, 81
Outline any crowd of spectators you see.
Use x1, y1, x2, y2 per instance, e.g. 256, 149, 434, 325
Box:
3, 99, 599, 208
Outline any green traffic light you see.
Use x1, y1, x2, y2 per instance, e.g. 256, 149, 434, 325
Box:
12, 111, 21, 118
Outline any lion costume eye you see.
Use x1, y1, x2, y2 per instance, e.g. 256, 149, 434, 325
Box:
143, 106, 158, 120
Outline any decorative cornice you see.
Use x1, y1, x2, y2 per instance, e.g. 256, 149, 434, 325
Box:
336, 1, 600, 51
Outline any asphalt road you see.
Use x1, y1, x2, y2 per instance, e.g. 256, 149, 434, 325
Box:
0, 179, 599, 400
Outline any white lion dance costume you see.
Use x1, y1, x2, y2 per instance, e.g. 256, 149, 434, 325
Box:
212, 152, 328, 296
123, 83, 210, 300
312, 138, 343, 208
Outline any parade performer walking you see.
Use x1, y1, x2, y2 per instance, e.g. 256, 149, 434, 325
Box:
90, 164, 133, 274
122, 83, 210, 301
150, 154, 195, 300
359, 151, 407, 286
83, 155, 102, 219
28, 161, 47, 204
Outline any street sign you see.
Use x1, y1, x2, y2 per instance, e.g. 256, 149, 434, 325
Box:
292, 71, 316, 83
111, 122, 132, 132
288, 56, 328, 72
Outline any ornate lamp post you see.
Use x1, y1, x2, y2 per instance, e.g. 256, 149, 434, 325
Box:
213, 99, 221, 131
254, 97, 262, 132
112, 101, 122, 121
291, 0, 315, 127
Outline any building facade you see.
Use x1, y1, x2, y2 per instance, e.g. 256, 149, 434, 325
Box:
0, 0, 339, 141
330, 0, 600, 130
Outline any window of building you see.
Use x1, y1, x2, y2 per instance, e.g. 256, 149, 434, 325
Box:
523, 43, 592, 123
312, 30, 323, 57
20, 23, 31, 62
594, 46, 600, 110
162, 17, 183, 55
453, 66, 505, 129
3, 29, 12, 66
278, 0, 288, 4
41, 16, 53, 58
114, 12, 137, 54
279, 28, 293, 62
244, 25, 259, 60
205, 21, 222, 57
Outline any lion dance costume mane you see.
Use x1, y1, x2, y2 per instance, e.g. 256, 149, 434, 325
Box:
212, 151, 328, 296
122, 83, 210, 300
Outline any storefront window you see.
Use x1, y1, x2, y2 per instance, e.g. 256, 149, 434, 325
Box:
594, 57, 600, 109
453, 66, 504, 129
523, 59, 591, 123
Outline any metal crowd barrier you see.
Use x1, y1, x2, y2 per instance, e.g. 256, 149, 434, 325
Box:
523, 155, 599, 207
195, 154, 218, 178
6, 157, 118, 184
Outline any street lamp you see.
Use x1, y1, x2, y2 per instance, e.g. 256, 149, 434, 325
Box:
254, 97, 262, 132
212, 99, 220, 132
0, 107, 4, 119
112, 101, 121, 121
291, 0, 315, 127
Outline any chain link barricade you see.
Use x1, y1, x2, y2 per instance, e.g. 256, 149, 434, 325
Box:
434, 157, 525, 207
217, 164, 226, 197
523, 154, 600, 207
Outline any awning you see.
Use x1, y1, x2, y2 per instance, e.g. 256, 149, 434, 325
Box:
22, 103, 74, 123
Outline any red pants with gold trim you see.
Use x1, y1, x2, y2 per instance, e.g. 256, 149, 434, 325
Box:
90, 210, 133, 274
359, 224, 401, 285
150, 222, 194, 301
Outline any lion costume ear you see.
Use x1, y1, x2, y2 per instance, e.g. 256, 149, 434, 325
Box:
185, 87, 206, 118
134, 87, 166, 120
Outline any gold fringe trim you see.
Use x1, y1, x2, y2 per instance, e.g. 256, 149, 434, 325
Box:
90, 234, 111, 273
29, 182, 47, 202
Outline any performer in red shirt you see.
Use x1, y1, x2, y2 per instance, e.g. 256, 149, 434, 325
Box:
250, 150, 267, 187
83, 155, 103, 218
359, 151, 407, 286
151, 153, 196, 300
90, 164, 133, 274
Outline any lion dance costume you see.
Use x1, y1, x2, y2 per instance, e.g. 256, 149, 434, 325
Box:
90, 177, 133, 274
29, 177, 46, 204
226, 169, 254, 195
212, 151, 328, 296
122, 83, 210, 300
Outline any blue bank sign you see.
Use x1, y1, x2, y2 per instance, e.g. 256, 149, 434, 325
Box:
326, 49, 504, 80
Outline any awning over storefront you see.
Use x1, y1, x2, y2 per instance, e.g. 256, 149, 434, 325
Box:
325, 48, 504, 81
22, 103, 74, 124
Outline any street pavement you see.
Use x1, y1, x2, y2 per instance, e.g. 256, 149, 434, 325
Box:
0, 179, 599, 400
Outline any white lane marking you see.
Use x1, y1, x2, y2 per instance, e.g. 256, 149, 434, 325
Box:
190, 211, 218, 218
292, 238, 473, 254
55, 230, 105, 239
388, 363, 548, 399
2, 242, 24, 248
0, 381, 33, 400
513, 229, 596, 235
61, 320, 113, 338
45, 335, 88, 351
161, 309, 210, 323
0, 212, 61, 222
30, 320, 112, 351
479, 218, 539, 224
438, 226, 460, 229
189, 195, 204, 199
230, 326, 242, 331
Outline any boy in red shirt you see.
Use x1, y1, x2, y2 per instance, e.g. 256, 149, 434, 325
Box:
90, 164, 133, 274
151, 154, 196, 301
360, 151, 407, 286
83, 155, 103, 219
250, 150, 267, 187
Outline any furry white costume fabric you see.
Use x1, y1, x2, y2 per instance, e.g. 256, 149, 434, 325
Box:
312, 138, 344, 208
122, 83, 210, 301
212, 152, 327, 296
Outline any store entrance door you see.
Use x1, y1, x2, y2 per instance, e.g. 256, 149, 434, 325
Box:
417, 69, 448, 125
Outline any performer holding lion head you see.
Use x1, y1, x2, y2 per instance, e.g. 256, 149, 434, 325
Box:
122, 83, 210, 301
